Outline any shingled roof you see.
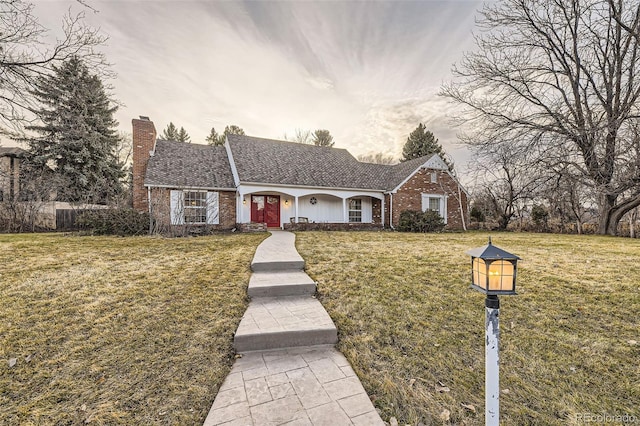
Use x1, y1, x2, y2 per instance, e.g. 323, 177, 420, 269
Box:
144, 135, 440, 192
145, 140, 235, 189
226, 134, 436, 191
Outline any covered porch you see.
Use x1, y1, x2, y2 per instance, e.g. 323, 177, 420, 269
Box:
237, 185, 385, 229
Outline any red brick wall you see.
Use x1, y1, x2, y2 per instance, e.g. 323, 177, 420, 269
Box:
386, 168, 469, 230
372, 197, 382, 224
132, 118, 157, 212
149, 188, 237, 235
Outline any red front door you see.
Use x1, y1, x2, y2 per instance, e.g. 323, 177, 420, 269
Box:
251, 195, 280, 227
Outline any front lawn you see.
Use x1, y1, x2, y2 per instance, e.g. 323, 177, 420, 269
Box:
296, 231, 640, 425
0, 233, 266, 425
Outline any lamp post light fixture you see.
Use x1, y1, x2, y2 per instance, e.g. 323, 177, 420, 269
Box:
466, 237, 520, 426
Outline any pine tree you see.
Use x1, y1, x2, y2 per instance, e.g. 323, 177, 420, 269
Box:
222, 125, 245, 141
206, 124, 244, 145
206, 127, 221, 145
312, 129, 334, 147
177, 127, 191, 143
26, 56, 124, 203
401, 123, 453, 170
161, 122, 179, 140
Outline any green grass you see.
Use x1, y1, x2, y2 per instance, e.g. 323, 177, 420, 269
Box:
295, 231, 640, 425
0, 232, 267, 425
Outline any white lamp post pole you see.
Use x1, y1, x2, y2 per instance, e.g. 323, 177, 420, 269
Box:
467, 238, 520, 426
485, 295, 500, 426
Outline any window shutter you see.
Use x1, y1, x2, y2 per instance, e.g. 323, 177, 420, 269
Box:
443, 195, 448, 224
206, 191, 220, 225
170, 190, 185, 225
421, 194, 429, 212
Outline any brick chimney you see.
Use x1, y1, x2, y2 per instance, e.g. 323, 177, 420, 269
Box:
132, 116, 157, 212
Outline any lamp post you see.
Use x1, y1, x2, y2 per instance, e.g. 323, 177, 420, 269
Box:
466, 237, 520, 426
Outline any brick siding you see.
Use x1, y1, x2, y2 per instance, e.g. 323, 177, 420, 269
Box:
149, 188, 237, 235
284, 222, 383, 231
387, 168, 469, 230
132, 118, 157, 212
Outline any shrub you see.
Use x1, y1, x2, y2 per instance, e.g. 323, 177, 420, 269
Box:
470, 206, 486, 222
531, 204, 549, 230
397, 210, 445, 233
76, 208, 150, 236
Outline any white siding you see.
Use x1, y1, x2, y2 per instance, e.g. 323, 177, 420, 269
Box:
170, 190, 184, 225
298, 195, 343, 222
361, 197, 372, 223
206, 191, 220, 225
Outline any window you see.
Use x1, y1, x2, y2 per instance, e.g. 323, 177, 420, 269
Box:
431, 172, 438, 183
348, 198, 362, 223
184, 191, 207, 224
170, 190, 219, 225
421, 193, 447, 223
428, 197, 440, 212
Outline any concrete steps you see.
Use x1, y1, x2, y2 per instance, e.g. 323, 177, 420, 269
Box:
235, 231, 336, 353
234, 296, 337, 352
207, 231, 384, 425
251, 259, 305, 272
250, 231, 305, 272
248, 271, 316, 297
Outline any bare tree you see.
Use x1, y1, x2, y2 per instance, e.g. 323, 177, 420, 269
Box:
357, 152, 398, 165
283, 129, 312, 144
0, 0, 105, 131
441, 0, 640, 235
470, 143, 546, 230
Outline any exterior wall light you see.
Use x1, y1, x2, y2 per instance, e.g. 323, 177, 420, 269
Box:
243, 197, 247, 205
285, 199, 289, 206
466, 237, 520, 426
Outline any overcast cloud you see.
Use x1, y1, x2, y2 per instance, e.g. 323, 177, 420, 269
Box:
31, 0, 483, 172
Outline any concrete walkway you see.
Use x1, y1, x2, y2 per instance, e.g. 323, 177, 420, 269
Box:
204, 231, 384, 426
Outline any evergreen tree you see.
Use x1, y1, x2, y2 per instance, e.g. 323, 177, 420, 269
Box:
206, 124, 245, 145
312, 129, 334, 147
177, 127, 191, 143
222, 125, 245, 140
161, 122, 179, 140
206, 127, 221, 145
401, 123, 453, 170
26, 56, 124, 203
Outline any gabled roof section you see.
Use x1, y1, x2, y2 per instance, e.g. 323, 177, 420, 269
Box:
385, 155, 437, 191
145, 140, 235, 189
227, 134, 380, 190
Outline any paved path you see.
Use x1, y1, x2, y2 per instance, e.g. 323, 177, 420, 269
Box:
204, 231, 384, 426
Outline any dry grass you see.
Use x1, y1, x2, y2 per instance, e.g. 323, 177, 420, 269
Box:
295, 231, 640, 425
0, 232, 267, 425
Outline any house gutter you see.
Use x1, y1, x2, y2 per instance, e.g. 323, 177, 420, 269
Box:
389, 192, 395, 230
144, 183, 236, 192
147, 186, 152, 234
239, 181, 385, 194
458, 185, 467, 231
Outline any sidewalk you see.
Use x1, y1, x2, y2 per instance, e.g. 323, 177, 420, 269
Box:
203, 231, 384, 426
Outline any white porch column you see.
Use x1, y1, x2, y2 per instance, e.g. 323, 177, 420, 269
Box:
239, 192, 244, 223
295, 196, 299, 223
381, 197, 385, 227
343, 197, 348, 223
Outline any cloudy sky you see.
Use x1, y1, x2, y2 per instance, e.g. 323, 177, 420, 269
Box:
33, 0, 483, 171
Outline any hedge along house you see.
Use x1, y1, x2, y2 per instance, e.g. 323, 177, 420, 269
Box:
132, 117, 469, 233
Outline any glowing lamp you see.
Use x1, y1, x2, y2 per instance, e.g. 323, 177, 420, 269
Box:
467, 237, 519, 295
